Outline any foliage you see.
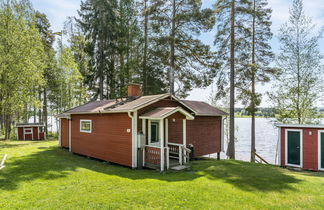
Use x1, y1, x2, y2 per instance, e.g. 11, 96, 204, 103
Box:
237, 0, 276, 114
1, 140, 324, 209
269, 0, 323, 124
0, 0, 46, 138
48, 43, 87, 113
35, 11, 56, 133
149, 0, 218, 97
213, 0, 251, 99
77, 0, 143, 100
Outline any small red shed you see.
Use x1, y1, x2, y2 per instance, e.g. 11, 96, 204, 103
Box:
16, 123, 46, 140
276, 124, 324, 171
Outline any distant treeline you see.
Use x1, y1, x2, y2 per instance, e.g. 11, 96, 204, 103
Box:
234, 108, 276, 118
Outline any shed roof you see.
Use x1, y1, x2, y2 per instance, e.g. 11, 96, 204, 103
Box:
16, 123, 45, 127
275, 124, 324, 129
181, 100, 228, 116
140, 107, 194, 120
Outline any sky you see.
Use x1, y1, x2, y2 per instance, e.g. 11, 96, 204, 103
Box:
30, 0, 324, 107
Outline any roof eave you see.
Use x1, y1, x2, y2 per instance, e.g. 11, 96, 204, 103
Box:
275, 123, 324, 129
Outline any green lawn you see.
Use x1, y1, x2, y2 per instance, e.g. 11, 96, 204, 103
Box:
0, 140, 323, 209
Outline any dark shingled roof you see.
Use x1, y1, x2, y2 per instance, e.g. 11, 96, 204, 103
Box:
140, 107, 178, 118
16, 123, 45, 127
58, 93, 227, 117
64, 99, 119, 113
61, 94, 170, 114
181, 100, 228, 116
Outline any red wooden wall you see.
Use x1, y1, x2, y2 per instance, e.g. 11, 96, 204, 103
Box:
70, 113, 132, 167
280, 127, 319, 171
61, 119, 69, 148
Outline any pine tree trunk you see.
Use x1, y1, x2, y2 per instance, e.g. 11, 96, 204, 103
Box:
227, 0, 236, 159
169, 0, 176, 94
296, 19, 301, 124
143, 0, 148, 95
33, 104, 36, 123
250, 0, 256, 163
43, 88, 48, 135
120, 53, 125, 97
4, 114, 11, 140
99, 46, 104, 100
38, 90, 42, 122
99, 8, 104, 100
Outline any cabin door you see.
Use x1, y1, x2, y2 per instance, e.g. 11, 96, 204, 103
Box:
148, 120, 160, 146
319, 131, 324, 170
286, 130, 302, 167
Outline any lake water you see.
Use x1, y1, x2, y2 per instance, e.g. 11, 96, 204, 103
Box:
44, 116, 280, 164
210, 118, 280, 165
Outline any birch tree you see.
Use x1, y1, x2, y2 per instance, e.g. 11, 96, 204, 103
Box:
0, 0, 45, 139
269, 0, 323, 124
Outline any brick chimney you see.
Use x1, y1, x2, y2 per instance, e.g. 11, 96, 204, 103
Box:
127, 84, 141, 98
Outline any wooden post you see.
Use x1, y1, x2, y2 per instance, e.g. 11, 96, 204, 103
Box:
179, 146, 182, 165
59, 119, 62, 146
69, 119, 72, 152
165, 119, 169, 169
217, 152, 220, 160
160, 119, 164, 171
142, 119, 146, 167
166, 147, 170, 169
183, 119, 186, 146
183, 119, 186, 164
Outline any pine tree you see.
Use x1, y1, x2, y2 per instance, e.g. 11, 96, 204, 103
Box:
77, 0, 143, 99
35, 11, 56, 135
269, 0, 323, 124
149, 0, 218, 97
237, 0, 277, 162
213, 0, 251, 159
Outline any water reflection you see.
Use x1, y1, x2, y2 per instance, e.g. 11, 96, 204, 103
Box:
210, 118, 279, 165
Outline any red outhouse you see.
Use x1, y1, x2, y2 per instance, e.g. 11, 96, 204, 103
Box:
16, 123, 46, 140
276, 124, 324, 171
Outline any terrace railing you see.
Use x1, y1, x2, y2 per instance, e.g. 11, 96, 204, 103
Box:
168, 143, 191, 165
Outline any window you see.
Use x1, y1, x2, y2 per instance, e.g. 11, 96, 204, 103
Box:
150, 121, 159, 143
80, 120, 92, 133
24, 128, 32, 134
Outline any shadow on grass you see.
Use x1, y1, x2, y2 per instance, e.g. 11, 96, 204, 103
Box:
0, 145, 302, 192
0, 140, 53, 150
191, 159, 302, 192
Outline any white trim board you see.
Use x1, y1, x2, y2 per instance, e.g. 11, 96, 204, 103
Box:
285, 129, 303, 168
276, 124, 324, 129
318, 130, 324, 171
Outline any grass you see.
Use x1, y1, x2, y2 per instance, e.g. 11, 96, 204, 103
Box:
0, 140, 324, 209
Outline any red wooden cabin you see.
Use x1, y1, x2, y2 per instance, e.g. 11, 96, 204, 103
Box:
57, 84, 227, 171
16, 123, 46, 140
276, 124, 324, 171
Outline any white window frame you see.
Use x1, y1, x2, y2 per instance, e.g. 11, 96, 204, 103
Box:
318, 130, 324, 171
80, 120, 92, 133
24, 128, 32, 134
285, 129, 303, 168
148, 120, 160, 146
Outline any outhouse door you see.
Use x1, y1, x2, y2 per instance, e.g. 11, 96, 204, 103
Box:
286, 130, 302, 167
319, 132, 324, 170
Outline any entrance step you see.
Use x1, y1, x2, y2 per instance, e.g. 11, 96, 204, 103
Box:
170, 165, 190, 171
